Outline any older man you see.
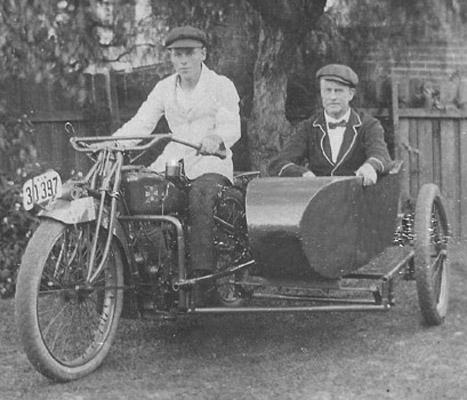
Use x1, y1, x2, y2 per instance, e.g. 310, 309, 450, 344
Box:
112, 26, 241, 302
268, 64, 392, 185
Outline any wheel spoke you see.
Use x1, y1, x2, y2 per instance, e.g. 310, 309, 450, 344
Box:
41, 301, 69, 338
429, 204, 448, 303
48, 317, 67, 356
414, 185, 450, 325
64, 228, 83, 270
213, 188, 250, 306
32, 223, 120, 367
53, 239, 67, 278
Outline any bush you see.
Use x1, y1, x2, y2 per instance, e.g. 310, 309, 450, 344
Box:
0, 111, 39, 298
0, 176, 38, 298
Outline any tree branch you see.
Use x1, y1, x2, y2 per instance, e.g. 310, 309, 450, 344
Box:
101, 43, 158, 63
246, 0, 327, 31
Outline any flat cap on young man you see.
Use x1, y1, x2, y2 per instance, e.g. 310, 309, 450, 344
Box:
316, 64, 359, 88
164, 25, 208, 49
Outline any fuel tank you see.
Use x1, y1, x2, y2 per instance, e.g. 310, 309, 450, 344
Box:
120, 171, 187, 215
246, 173, 400, 280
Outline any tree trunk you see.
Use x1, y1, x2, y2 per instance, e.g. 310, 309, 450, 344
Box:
245, 0, 326, 174
248, 21, 301, 174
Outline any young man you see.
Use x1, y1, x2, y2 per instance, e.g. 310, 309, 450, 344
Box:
112, 26, 241, 301
268, 64, 392, 185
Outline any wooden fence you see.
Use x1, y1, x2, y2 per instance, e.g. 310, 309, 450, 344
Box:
4, 67, 467, 239
395, 108, 467, 238
30, 111, 101, 176
2, 66, 167, 178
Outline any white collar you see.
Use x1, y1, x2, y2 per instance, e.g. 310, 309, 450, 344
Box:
176, 63, 208, 90
325, 108, 351, 124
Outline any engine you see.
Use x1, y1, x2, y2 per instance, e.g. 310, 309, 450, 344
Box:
128, 221, 179, 312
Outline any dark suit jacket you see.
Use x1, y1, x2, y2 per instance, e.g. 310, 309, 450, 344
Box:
268, 108, 393, 177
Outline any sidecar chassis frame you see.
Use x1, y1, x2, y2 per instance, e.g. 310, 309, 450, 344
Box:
183, 245, 416, 314
119, 208, 418, 316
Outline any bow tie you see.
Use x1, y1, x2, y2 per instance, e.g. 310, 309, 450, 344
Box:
328, 120, 347, 129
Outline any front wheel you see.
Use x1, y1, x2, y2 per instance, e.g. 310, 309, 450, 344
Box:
414, 184, 450, 326
15, 220, 124, 381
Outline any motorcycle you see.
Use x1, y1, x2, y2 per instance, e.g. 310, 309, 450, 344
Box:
15, 131, 254, 381
15, 127, 450, 382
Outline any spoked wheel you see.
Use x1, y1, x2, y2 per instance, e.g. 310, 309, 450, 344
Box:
414, 184, 450, 326
15, 220, 124, 381
213, 186, 251, 307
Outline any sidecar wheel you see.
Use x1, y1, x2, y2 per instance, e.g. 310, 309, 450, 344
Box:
213, 186, 251, 307
414, 184, 450, 326
15, 220, 124, 381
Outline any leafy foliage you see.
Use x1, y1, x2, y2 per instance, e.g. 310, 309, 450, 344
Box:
0, 0, 134, 97
151, 0, 231, 30
149, 0, 234, 67
0, 177, 38, 298
0, 112, 39, 298
328, 0, 458, 49
1, 1, 91, 83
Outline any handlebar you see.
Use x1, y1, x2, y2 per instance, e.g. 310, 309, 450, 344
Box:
69, 134, 227, 159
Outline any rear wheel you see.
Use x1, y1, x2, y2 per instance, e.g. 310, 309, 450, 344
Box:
414, 184, 450, 326
15, 220, 124, 381
213, 186, 251, 307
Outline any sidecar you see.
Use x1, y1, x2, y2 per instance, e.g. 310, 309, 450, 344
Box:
247, 171, 400, 281
182, 161, 449, 328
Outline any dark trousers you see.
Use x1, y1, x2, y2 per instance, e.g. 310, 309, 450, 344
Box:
188, 173, 229, 273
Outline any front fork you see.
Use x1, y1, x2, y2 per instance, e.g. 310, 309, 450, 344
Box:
86, 151, 124, 285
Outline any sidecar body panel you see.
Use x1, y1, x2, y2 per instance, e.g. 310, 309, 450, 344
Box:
246, 172, 400, 279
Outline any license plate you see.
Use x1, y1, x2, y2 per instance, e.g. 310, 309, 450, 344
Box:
22, 170, 62, 211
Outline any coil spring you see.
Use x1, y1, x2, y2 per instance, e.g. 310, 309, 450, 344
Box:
393, 212, 415, 246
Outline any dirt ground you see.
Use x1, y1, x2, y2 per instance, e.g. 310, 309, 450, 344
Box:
1, 242, 467, 400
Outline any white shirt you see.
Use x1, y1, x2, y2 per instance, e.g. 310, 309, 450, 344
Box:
325, 108, 351, 163
113, 64, 241, 182
175, 80, 197, 110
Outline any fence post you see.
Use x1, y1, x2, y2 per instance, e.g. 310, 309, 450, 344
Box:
391, 70, 409, 206
391, 69, 400, 160
106, 70, 121, 131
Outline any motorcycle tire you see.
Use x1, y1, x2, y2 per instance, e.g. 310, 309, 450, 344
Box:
15, 219, 124, 382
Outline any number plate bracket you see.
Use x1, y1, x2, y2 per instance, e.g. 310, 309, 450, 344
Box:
22, 170, 62, 210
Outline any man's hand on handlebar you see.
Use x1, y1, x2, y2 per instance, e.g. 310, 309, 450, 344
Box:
198, 134, 226, 156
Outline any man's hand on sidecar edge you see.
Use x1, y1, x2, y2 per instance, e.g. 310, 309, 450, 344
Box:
355, 162, 377, 186
302, 170, 316, 178
198, 134, 226, 157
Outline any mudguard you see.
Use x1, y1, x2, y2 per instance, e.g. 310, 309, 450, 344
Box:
38, 197, 97, 224
38, 196, 138, 317
38, 197, 128, 253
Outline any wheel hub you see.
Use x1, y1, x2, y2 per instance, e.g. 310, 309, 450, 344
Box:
61, 284, 94, 303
